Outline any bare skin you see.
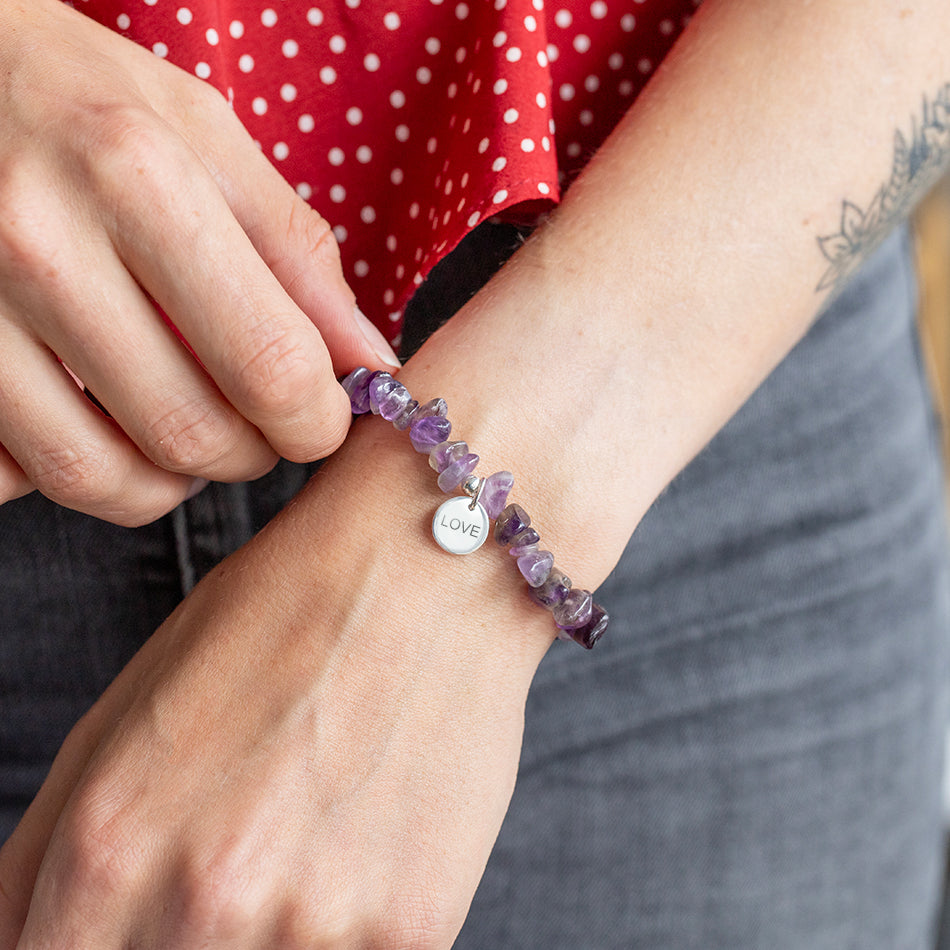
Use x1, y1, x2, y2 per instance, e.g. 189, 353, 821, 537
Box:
1, 0, 948, 946
0, 0, 399, 526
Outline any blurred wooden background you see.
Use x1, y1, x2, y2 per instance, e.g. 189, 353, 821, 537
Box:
915, 174, 950, 504
920, 175, 950, 950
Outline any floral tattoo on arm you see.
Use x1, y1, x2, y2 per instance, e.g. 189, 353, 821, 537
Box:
817, 82, 950, 294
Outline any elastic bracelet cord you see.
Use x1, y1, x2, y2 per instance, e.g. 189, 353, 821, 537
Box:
340, 367, 609, 649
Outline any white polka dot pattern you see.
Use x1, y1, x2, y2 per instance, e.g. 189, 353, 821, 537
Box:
73, 0, 693, 342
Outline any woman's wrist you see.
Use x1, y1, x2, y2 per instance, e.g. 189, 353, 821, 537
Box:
230, 412, 558, 692
339, 366, 609, 648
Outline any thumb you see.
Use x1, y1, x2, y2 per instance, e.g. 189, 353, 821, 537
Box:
189, 109, 402, 375
248, 194, 403, 375
109, 35, 403, 377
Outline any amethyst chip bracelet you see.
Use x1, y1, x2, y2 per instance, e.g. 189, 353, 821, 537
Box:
340, 367, 609, 649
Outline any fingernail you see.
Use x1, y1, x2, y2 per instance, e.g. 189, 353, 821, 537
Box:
353, 305, 401, 369
186, 477, 210, 500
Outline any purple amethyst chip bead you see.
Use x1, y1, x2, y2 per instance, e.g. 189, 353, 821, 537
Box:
437, 453, 479, 492
341, 366, 374, 415
568, 602, 609, 649
552, 588, 593, 630
413, 397, 448, 420
509, 526, 540, 549
429, 440, 469, 473
517, 550, 554, 587
410, 415, 452, 452
529, 568, 572, 608
480, 471, 514, 520
392, 399, 419, 430
369, 375, 412, 421
494, 504, 530, 546
366, 371, 393, 414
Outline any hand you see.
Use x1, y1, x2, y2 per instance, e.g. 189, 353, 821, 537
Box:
0, 431, 550, 948
0, 0, 400, 526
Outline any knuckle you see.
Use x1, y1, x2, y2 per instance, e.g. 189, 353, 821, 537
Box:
57, 799, 143, 897
274, 394, 349, 465
280, 203, 342, 292
140, 397, 236, 473
25, 442, 117, 508
246, 200, 342, 299
86, 105, 193, 222
0, 166, 65, 280
271, 905, 325, 949
22, 441, 174, 527
152, 63, 233, 129
273, 887, 449, 950
90, 105, 171, 183
233, 322, 320, 416
177, 852, 261, 940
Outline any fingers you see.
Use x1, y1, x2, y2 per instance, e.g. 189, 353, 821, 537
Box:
0, 5, 398, 523
93, 112, 357, 462
9, 227, 279, 484
12, 804, 139, 950
159, 80, 402, 376
0, 320, 201, 526
235, 177, 403, 377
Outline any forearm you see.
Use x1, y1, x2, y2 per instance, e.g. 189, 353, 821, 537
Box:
125, 0, 950, 667
9, 6, 950, 941
393, 0, 950, 578
242, 2, 950, 675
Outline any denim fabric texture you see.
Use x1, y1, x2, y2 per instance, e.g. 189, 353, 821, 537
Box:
1, 224, 948, 949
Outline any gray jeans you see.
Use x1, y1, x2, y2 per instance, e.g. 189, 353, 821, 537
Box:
1, 226, 948, 949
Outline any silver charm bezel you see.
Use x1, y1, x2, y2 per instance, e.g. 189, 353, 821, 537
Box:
432, 495, 490, 555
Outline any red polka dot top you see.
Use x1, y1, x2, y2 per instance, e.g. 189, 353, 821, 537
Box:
71, 0, 697, 347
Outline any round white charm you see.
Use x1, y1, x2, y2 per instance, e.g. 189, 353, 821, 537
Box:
432, 495, 489, 555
